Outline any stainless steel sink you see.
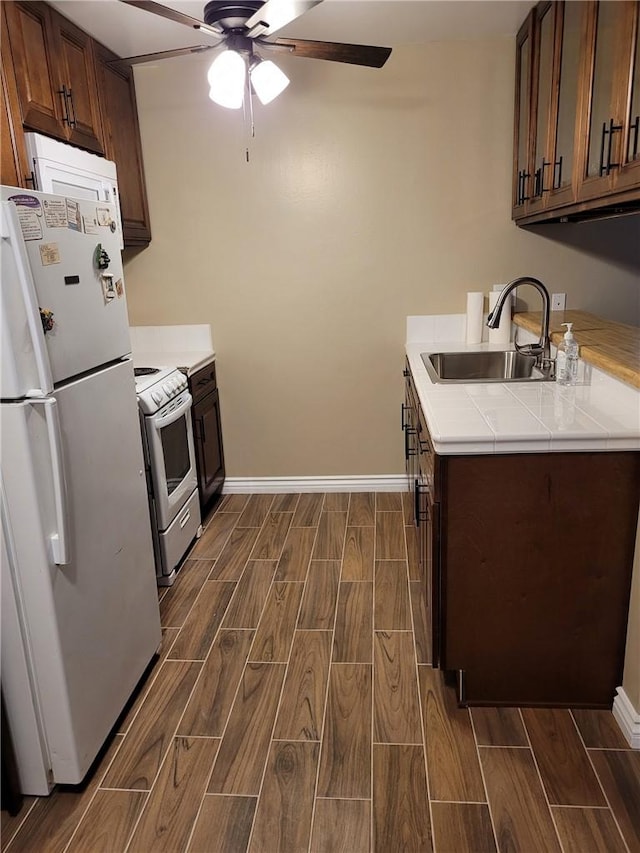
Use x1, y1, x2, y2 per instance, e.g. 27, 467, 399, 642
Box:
421, 350, 554, 383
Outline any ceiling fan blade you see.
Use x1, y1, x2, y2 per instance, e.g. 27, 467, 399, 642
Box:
266, 38, 392, 68
119, 0, 224, 37
108, 45, 218, 66
245, 0, 322, 38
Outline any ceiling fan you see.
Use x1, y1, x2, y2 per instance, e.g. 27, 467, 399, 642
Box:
115, 0, 392, 108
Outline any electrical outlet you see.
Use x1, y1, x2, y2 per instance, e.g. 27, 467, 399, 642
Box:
551, 293, 566, 311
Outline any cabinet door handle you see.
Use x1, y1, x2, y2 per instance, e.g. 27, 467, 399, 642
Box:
519, 170, 530, 203
605, 118, 622, 174
628, 116, 639, 163
404, 426, 417, 461
538, 160, 551, 194
600, 118, 623, 176
416, 483, 429, 526
66, 88, 76, 128
58, 86, 71, 125
552, 155, 563, 190
401, 403, 410, 430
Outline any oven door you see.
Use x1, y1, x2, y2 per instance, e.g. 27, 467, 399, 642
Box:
145, 392, 197, 530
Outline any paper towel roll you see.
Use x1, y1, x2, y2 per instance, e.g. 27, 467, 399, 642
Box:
488, 291, 512, 344
465, 292, 484, 344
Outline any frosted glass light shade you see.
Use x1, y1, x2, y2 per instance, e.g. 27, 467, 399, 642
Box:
251, 60, 290, 105
207, 50, 246, 109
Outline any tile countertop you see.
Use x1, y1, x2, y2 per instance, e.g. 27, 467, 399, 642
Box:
514, 310, 640, 390
406, 315, 640, 455
129, 324, 215, 375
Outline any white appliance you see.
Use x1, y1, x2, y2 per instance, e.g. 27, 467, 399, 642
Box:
24, 133, 123, 249
0, 186, 161, 795
135, 368, 201, 586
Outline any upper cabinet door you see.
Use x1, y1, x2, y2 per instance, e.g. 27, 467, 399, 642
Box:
512, 11, 535, 218
3, 1, 63, 138
50, 11, 104, 154
93, 43, 151, 246
1, 6, 29, 188
615, 1, 640, 190
576, 1, 638, 201
545, 1, 584, 209
527, 1, 556, 214
3, 1, 104, 153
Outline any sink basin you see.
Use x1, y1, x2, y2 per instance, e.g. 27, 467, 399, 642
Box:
421, 350, 553, 383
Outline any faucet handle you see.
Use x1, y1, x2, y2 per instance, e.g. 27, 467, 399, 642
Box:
514, 341, 543, 357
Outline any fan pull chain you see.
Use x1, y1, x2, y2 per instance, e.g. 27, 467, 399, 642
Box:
243, 74, 256, 162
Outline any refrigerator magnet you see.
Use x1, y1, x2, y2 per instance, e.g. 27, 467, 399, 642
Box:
115, 279, 124, 298
42, 198, 68, 228
66, 199, 82, 232
100, 273, 116, 303
83, 216, 99, 235
8, 195, 43, 241
96, 207, 111, 227
39, 243, 60, 266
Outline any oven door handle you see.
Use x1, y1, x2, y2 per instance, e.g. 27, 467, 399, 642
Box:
152, 394, 193, 430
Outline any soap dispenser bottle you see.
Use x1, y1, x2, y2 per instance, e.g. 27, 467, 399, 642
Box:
556, 322, 579, 386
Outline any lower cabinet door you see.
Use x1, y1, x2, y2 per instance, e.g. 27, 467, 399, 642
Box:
193, 389, 225, 509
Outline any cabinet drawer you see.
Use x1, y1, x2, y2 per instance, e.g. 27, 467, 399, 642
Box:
188, 361, 217, 404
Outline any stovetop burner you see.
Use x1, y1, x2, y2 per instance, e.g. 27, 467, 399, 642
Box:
134, 367, 160, 377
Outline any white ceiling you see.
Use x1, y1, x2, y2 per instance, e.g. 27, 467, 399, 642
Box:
49, 0, 531, 60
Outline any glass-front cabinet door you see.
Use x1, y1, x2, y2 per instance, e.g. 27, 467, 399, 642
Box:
546, 1, 584, 209
616, 1, 640, 190
577, 1, 639, 201
527, 1, 556, 214
512, 11, 534, 217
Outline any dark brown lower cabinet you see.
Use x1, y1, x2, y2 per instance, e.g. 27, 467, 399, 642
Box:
403, 363, 640, 707
187, 361, 225, 513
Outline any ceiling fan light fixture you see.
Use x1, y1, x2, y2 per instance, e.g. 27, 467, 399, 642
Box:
250, 59, 290, 105
207, 49, 246, 109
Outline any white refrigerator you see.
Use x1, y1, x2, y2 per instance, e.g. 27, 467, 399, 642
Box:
0, 187, 161, 795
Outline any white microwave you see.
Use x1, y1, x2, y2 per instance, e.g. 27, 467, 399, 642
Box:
24, 133, 123, 249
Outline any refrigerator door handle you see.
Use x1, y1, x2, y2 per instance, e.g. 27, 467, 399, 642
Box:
1, 204, 53, 396
30, 398, 70, 565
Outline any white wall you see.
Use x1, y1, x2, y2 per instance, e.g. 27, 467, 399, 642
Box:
123, 38, 640, 477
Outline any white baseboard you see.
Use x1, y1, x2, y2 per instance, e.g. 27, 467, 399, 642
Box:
222, 475, 408, 494
612, 686, 640, 749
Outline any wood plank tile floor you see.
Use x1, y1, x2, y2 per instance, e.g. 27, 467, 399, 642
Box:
3, 492, 639, 853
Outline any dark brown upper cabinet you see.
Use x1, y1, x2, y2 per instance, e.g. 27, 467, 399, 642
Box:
513, 0, 640, 224
93, 42, 151, 247
512, 11, 535, 217
1, 1, 151, 247
577, 1, 640, 200
1, 7, 29, 188
3, 1, 103, 153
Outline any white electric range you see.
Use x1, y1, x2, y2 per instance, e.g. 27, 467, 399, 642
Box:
134, 367, 202, 585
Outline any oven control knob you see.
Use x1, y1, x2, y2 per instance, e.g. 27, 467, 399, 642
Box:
163, 383, 171, 394
152, 391, 163, 404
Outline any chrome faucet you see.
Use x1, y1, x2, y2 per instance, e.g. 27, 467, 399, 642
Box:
487, 276, 552, 370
